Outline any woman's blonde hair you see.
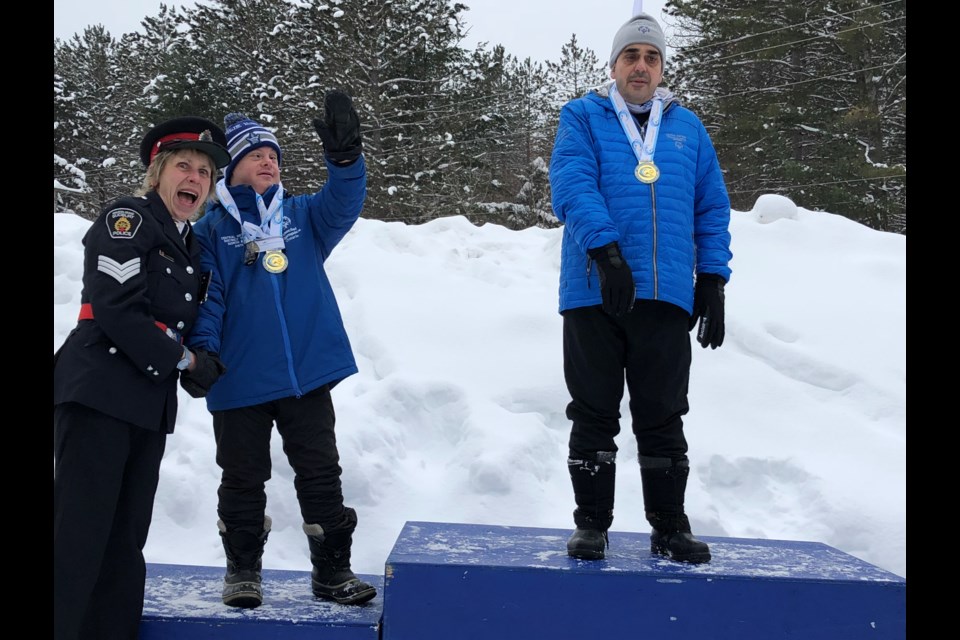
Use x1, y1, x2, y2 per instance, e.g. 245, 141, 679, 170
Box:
135, 148, 220, 206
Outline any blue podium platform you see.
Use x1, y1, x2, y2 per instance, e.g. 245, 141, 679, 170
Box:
382, 521, 905, 640
140, 563, 383, 639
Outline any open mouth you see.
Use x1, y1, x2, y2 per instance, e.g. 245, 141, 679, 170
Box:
177, 190, 199, 205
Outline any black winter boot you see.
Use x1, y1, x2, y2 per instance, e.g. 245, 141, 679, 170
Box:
567, 525, 609, 560
648, 513, 711, 564
304, 508, 377, 605
566, 452, 616, 560
640, 457, 711, 564
218, 516, 271, 608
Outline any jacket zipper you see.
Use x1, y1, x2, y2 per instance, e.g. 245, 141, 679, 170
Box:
651, 184, 658, 299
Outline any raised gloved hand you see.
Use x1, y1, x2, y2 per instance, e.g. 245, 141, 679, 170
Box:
179, 349, 227, 399
312, 90, 362, 164
588, 242, 635, 317
688, 273, 726, 349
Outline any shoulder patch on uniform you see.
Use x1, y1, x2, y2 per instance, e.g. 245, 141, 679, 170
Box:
104, 208, 144, 240
97, 255, 141, 284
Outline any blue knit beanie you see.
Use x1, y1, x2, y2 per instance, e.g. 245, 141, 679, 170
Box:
223, 112, 283, 185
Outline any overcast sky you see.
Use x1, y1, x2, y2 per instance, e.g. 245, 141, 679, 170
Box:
52, 0, 669, 64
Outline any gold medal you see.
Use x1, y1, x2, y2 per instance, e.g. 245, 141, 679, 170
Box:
262, 250, 288, 273
635, 161, 660, 184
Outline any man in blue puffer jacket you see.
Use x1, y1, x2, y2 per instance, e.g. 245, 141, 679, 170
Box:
550, 11, 732, 565
184, 91, 376, 608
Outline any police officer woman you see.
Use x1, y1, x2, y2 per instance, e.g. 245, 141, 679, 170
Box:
54, 117, 231, 640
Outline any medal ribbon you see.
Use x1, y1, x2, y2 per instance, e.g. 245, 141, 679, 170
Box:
215, 178, 286, 252
609, 82, 663, 168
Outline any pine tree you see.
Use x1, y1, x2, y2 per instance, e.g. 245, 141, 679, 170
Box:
53, 26, 134, 218
665, 0, 906, 233
54, 69, 88, 211
819, 0, 906, 232
316, 0, 475, 222
132, 4, 215, 123
546, 34, 608, 106
180, 0, 299, 173
446, 44, 520, 223
503, 56, 554, 229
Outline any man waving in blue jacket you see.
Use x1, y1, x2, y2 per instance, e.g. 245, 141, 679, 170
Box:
185, 91, 376, 607
550, 11, 732, 564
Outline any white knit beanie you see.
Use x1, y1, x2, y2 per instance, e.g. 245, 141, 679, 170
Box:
609, 12, 666, 68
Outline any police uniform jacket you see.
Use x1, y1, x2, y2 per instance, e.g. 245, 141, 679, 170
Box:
53, 191, 204, 433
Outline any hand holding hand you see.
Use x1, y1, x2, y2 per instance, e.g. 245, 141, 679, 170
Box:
688, 274, 726, 349
179, 349, 227, 398
312, 90, 362, 164
588, 242, 636, 317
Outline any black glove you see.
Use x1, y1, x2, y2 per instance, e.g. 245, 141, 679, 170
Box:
179, 349, 227, 399
588, 242, 636, 317
312, 90, 362, 163
688, 273, 726, 349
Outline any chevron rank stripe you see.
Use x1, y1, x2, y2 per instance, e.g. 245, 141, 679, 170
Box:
97, 256, 141, 284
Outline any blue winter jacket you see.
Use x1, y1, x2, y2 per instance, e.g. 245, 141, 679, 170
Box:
550, 86, 732, 315
187, 156, 366, 411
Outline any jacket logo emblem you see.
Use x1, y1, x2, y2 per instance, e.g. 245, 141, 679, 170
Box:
666, 133, 687, 150
105, 208, 143, 239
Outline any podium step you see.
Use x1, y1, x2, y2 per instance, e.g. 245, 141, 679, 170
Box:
140, 563, 383, 639
382, 521, 905, 640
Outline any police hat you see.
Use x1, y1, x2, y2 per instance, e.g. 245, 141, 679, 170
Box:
139, 116, 232, 169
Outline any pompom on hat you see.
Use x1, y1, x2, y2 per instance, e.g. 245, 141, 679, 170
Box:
223, 112, 283, 185
139, 116, 231, 169
609, 12, 666, 68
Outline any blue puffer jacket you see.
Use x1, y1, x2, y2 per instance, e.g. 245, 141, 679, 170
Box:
550, 86, 732, 315
187, 156, 365, 411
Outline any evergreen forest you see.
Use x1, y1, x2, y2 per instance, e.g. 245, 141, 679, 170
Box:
53, 0, 905, 233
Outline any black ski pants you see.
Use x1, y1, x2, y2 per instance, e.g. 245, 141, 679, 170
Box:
212, 384, 346, 535
563, 300, 691, 461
